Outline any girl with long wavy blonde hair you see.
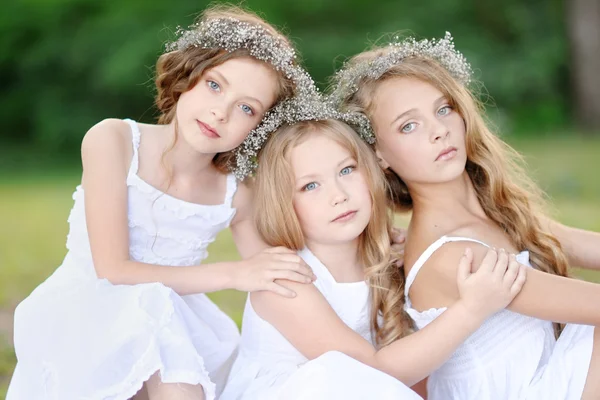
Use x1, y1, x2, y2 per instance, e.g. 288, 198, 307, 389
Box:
336, 35, 600, 400
221, 115, 526, 399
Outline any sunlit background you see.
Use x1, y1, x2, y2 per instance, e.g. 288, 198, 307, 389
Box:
1, 0, 599, 395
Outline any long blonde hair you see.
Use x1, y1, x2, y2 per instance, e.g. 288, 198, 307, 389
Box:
254, 119, 413, 347
155, 4, 297, 174
339, 48, 569, 335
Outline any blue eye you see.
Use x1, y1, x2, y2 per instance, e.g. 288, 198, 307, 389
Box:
208, 80, 220, 92
239, 104, 254, 116
438, 105, 452, 116
340, 166, 354, 175
401, 122, 417, 133
303, 182, 318, 191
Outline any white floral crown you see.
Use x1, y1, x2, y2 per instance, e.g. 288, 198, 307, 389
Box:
166, 16, 318, 180
329, 32, 473, 143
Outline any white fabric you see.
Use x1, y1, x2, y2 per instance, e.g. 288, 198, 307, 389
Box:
221, 248, 422, 400
7, 119, 240, 400
404, 235, 595, 400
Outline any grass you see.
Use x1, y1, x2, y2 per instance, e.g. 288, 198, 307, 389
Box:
0, 135, 599, 395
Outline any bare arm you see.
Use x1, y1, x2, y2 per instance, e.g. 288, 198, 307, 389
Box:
230, 180, 269, 259
417, 241, 600, 327
252, 248, 523, 386
82, 120, 312, 296
544, 218, 600, 270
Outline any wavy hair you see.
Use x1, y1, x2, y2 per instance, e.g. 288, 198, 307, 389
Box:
254, 119, 413, 347
154, 4, 296, 174
338, 48, 569, 337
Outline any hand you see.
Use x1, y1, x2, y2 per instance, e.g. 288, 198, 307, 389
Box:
232, 247, 316, 298
391, 226, 407, 267
456, 247, 526, 321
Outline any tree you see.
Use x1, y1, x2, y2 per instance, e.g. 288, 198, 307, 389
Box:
567, 0, 600, 131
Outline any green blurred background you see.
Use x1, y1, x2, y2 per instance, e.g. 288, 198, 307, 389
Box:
1, 0, 599, 396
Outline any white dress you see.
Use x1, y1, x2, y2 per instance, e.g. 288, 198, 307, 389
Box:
221, 248, 422, 400
404, 235, 595, 400
7, 119, 240, 400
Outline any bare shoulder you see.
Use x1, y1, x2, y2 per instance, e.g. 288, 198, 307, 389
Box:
81, 118, 133, 161
414, 223, 492, 275
406, 224, 491, 310
250, 278, 323, 319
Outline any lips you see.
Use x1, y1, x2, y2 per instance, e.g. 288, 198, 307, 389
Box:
332, 210, 357, 223
196, 120, 220, 138
435, 146, 457, 161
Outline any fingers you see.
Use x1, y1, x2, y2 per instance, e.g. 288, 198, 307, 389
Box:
510, 265, 527, 298
457, 247, 473, 283
391, 243, 405, 255
492, 248, 509, 279
264, 246, 296, 255
266, 282, 297, 298
394, 256, 405, 268
270, 254, 316, 280
478, 247, 498, 273
270, 270, 314, 284
391, 227, 407, 244
502, 254, 520, 286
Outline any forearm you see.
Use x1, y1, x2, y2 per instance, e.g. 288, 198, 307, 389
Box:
552, 222, 600, 270
96, 260, 238, 295
374, 302, 480, 386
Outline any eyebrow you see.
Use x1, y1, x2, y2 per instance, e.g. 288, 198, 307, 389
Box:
296, 157, 354, 181
389, 96, 449, 127
210, 69, 266, 110
390, 108, 416, 127
337, 156, 353, 167
210, 69, 230, 87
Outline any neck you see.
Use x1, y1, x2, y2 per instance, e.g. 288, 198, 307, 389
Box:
306, 239, 364, 283
410, 171, 487, 223
161, 122, 218, 179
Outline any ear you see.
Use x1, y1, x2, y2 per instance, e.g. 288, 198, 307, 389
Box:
375, 148, 390, 170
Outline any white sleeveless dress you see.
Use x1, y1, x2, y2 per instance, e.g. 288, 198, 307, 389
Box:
221, 247, 423, 400
404, 235, 595, 400
7, 119, 241, 400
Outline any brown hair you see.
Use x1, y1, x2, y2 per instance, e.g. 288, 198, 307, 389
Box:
254, 119, 413, 347
339, 49, 569, 336
154, 4, 297, 174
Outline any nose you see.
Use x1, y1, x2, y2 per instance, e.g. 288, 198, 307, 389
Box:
429, 118, 449, 143
210, 104, 228, 123
330, 179, 349, 206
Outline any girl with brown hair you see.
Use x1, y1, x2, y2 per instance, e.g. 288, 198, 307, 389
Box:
8, 6, 317, 400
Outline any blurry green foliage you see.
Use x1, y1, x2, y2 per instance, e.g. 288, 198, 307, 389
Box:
1, 0, 571, 157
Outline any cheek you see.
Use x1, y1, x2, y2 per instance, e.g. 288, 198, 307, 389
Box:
293, 196, 319, 232
230, 113, 261, 137
354, 175, 373, 207
381, 138, 424, 177
176, 87, 202, 115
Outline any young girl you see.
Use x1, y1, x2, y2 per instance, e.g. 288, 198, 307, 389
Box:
220, 97, 527, 399
7, 6, 319, 400
333, 33, 600, 399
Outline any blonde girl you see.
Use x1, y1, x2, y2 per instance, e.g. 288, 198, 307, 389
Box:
221, 97, 526, 399
335, 33, 600, 399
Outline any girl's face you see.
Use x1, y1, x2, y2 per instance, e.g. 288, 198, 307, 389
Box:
176, 57, 279, 155
370, 77, 467, 186
290, 133, 372, 247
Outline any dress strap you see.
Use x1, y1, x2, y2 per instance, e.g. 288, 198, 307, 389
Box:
298, 248, 335, 284
404, 236, 490, 299
223, 174, 238, 208
124, 119, 141, 177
